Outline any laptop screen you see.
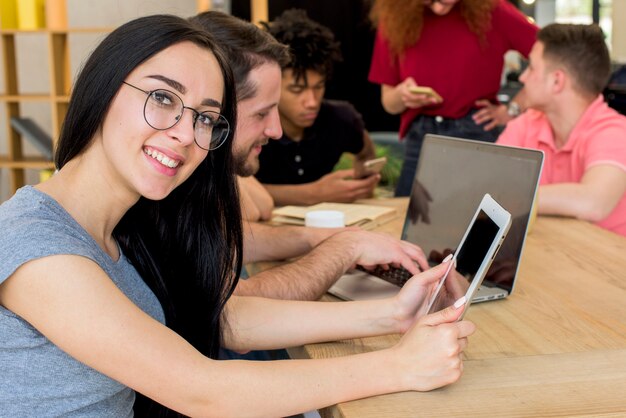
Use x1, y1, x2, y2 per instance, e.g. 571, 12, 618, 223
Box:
401, 134, 543, 293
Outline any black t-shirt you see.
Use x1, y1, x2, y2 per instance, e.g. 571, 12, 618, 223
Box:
256, 100, 365, 184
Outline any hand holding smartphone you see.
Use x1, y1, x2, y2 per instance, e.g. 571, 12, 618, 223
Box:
355, 156, 387, 179
409, 85, 443, 102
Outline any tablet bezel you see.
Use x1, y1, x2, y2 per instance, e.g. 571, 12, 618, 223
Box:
427, 193, 512, 318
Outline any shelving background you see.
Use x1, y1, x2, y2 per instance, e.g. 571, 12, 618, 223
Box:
0, 0, 219, 200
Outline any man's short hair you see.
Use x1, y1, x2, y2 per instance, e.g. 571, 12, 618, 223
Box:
262, 9, 342, 84
538, 23, 611, 96
191, 11, 290, 101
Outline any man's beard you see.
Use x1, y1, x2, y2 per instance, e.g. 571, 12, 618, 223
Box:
233, 142, 264, 177
234, 154, 259, 177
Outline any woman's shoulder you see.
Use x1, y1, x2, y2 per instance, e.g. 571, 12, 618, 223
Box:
0, 186, 76, 237
0, 187, 99, 283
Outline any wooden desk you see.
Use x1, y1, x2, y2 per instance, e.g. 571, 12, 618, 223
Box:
288, 198, 626, 417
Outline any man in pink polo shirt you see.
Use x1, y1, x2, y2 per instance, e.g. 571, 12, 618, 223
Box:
497, 23, 626, 236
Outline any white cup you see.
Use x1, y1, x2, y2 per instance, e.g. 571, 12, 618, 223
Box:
304, 210, 345, 228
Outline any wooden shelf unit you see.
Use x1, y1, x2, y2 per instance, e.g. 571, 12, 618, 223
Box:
0, 0, 221, 196
0, 27, 72, 192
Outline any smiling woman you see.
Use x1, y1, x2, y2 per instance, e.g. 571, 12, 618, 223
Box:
0, 12, 476, 418
0, 14, 242, 417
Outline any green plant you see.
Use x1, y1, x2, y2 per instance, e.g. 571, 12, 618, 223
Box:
333, 144, 403, 191
375, 144, 402, 189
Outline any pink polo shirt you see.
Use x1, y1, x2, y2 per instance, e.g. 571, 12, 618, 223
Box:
497, 95, 626, 236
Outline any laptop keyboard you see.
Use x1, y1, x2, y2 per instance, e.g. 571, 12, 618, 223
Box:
356, 265, 414, 287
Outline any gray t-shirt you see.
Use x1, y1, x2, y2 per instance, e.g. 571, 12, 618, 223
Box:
0, 186, 165, 417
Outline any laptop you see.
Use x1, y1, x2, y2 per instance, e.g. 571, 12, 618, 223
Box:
328, 134, 544, 303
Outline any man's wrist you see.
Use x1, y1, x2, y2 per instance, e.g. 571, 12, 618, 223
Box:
507, 101, 522, 118
304, 226, 335, 249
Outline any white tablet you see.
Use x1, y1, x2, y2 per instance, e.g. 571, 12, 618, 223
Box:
426, 193, 512, 319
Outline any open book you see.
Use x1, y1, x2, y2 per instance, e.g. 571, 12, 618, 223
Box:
272, 202, 397, 229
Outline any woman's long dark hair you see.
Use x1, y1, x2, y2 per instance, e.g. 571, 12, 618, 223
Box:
55, 15, 242, 417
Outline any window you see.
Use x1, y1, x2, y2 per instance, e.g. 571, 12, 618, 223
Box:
555, 0, 612, 49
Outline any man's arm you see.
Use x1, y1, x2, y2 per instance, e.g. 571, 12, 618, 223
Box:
238, 176, 274, 221
236, 230, 428, 300
242, 221, 346, 264
354, 130, 377, 163
352, 130, 378, 177
262, 170, 380, 206
538, 164, 626, 222
237, 244, 347, 300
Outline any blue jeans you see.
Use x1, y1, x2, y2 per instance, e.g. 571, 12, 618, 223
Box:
395, 111, 503, 196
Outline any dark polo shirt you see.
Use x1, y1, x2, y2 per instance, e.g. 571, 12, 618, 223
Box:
256, 100, 365, 184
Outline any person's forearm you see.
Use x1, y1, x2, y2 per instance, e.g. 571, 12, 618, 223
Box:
242, 222, 340, 263
245, 195, 273, 221
263, 183, 318, 206
245, 182, 274, 221
238, 176, 274, 221
199, 350, 401, 417
240, 200, 261, 222
236, 255, 339, 300
538, 183, 614, 222
509, 88, 527, 112
237, 231, 358, 299
224, 295, 397, 351
381, 84, 405, 115
355, 131, 377, 163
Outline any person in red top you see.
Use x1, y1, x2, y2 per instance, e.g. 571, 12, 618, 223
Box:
368, 0, 537, 195
497, 24, 626, 236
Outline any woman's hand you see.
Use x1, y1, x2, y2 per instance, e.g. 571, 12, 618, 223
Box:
473, 100, 513, 131
428, 268, 471, 314
399, 77, 443, 110
391, 299, 476, 391
390, 260, 456, 333
381, 78, 442, 114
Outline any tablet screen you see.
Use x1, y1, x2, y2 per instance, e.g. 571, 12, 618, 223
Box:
456, 210, 500, 278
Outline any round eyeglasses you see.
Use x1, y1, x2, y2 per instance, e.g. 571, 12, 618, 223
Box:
123, 81, 230, 151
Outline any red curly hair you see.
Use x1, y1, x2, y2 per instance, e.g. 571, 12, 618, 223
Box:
370, 0, 498, 58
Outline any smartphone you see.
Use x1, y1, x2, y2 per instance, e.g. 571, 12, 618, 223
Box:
409, 85, 442, 102
355, 156, 387, 179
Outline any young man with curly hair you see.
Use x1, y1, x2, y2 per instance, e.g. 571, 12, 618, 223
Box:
255, 9, 380, 206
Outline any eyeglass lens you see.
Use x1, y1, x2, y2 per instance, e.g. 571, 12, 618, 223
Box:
144, 89, 230, 151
